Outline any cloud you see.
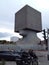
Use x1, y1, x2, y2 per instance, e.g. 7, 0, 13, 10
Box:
0, 0, 49, 30
0, 20, 14, 31
0, 0, 49, 41
37, 33, 44, 40
0, 28, 22, 41
0, 32, 11, 38
0, 31, 12, 41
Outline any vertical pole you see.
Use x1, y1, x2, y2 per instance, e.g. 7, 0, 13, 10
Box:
47, 29, 49, 60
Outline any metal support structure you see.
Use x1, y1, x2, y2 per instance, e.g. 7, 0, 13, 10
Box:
47, 29, 49, 60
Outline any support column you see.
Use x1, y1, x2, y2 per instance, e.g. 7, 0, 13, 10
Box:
16, 30, 40, 50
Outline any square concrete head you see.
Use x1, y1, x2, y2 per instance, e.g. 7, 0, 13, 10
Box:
15, 5, 42, 32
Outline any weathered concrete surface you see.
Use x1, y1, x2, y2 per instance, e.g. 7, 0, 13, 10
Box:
16, 31, 40, 50
5, 62, 16, 65
15, 5, 42, 32
35, 51, 49, 65
0, 61, 16, 65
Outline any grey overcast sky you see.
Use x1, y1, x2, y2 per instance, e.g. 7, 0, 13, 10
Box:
0, 0, 49, 40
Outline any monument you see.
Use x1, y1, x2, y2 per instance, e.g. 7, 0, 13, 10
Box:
15, 5, 42, 50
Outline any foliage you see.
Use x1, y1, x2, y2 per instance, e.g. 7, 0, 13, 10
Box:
0, 40, 16, 44
0, 60, 5, 65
